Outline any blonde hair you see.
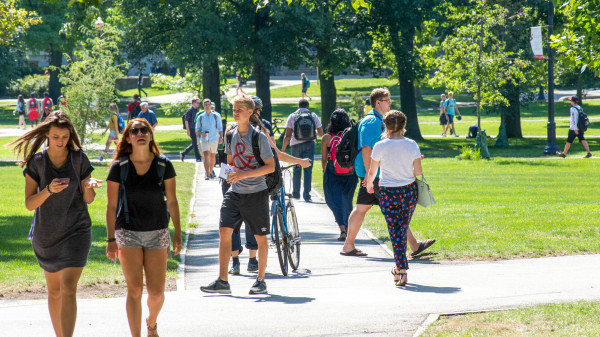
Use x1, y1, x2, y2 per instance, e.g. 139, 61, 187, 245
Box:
383, 110, 407, 137
441, 93, 446, 99
448, 91, 453, 96
109, 103, 118, 114
232, 95, 255, 110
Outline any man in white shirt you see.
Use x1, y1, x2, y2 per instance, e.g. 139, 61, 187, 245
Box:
558, 96, 592, 158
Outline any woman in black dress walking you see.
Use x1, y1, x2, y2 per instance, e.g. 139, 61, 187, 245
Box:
10, 110, 102, 337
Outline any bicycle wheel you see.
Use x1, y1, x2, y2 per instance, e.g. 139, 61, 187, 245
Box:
286, 201, 301, 270
273, 206, 288, 276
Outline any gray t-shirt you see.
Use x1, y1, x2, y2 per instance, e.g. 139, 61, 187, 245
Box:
225, 126, 274, 194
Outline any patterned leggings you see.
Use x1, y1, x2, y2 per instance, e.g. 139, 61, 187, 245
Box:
379, 183, 418, 270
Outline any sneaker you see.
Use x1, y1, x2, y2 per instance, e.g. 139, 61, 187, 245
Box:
557, 152, 566, 158
247, 259, 258, 272
584, 152, 592, 158
249, 278, 267, 295
205, 176, 210, 180
441, 133, 446, 137
180, 152, 184, 162
200, 278, 231, 294
454, 134, 459, 137
229, 264, 240, 275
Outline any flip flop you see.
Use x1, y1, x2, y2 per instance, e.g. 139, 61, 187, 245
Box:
411, 239, 436, 257
340, 249, 368, 257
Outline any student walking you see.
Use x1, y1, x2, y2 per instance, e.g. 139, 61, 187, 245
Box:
439, 93, 449, 136
341, 88, 434, 257
301, 73, 311, 101
201, 95, 275, 295
558, 96, 592, 158
27, 92, 40, 128
105, 118, 182, 337
127, 94, 142, 123
236, 72, 246, 95
137, 102, 158, 129
321, 109, 358, 241
137, 68, 148, 97
443, 92, 461, 137
180, 97, 202, 162
282, 98, 323, 202
41, 92, 53, 123
15, 94, 26, 129
10, 111, 102, 337
195, 99, 223, 179
366, 110, 422, 287
104, 103, 120, 154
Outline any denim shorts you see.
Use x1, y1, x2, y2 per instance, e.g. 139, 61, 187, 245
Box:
116, 228, 170, 249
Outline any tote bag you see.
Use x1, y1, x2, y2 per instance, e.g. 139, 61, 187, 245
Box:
416, 174, 436, 208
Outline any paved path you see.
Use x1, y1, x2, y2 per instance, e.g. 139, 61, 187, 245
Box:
2, 162, 600, 336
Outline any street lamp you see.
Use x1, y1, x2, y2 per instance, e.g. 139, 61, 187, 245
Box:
543, 1, 558, 155
94, 17, 104, 32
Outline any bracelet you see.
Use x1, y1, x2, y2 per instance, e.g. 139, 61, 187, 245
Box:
106, 238, 116, 243
46, 185, 53, 195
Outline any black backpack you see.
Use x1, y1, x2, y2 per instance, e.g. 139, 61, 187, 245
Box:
575, 106, 589, 132
133, 103, 142, 118
293, 110, 316, 141
335, 113, 383, 169
226, 125, 282, 197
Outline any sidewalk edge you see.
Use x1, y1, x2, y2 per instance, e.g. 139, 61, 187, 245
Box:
176, 162, 200, 291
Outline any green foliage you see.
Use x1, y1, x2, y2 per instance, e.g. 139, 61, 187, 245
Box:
0, 1, 41, 45
457, 145, 482, 160
161, 102, 189, 117
7, 74, 48, 97
59, 25, 124, 143
151, 73, 202, 96
349, 91, 365, 120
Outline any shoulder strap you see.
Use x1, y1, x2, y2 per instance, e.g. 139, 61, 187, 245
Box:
213, 113, 219, 128
365, 112, 384, 131
226, 125, 236, 153
251, 127, 265, 166
155, 154, 167, 193
118, 155, 131, 224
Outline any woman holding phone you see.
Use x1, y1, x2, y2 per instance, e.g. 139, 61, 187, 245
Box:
10, 110, 102, 337
105, 118, 182, 337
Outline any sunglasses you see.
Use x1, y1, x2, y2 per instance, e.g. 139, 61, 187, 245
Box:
130, 126, 150, 136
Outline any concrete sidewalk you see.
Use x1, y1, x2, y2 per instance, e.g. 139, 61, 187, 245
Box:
1, 163, 600, 336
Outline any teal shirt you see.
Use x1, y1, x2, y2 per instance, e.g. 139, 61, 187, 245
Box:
444, 99, 457, 115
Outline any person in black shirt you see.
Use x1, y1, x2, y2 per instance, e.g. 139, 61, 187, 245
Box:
180, 97, 202, 162
106, 118, 182, 337
137, 68, 148, 97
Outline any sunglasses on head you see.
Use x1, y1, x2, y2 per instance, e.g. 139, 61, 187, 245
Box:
130, 126, 150, 136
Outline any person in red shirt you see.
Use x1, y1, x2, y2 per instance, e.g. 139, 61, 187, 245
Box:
27, 93, 39, 128
41, 92, 53, 122
127, 94, 141, 123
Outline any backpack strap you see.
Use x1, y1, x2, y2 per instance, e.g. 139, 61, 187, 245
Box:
366, 112, 384, 131
251, 126, 265, 166
155, 154, 167, 194
226, 125, 237, 154
214, 113, 219, 129
70, 150, 83, 194
118, 155, 131, 224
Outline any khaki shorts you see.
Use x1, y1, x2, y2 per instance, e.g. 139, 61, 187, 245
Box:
200, 140, 219, 153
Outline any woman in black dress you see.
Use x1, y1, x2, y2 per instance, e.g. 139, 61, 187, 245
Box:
10, 110, 102, 337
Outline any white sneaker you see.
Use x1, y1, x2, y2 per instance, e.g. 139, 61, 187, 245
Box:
442, 133, 446, 137
454, 134, 459, 137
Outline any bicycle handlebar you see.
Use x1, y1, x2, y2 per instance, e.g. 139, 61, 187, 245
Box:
281, 164, 300, 171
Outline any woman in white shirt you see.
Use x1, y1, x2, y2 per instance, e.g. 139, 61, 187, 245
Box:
366, 110, 422, 286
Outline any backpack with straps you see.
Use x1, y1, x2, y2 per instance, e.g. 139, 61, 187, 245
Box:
28, 149, 82, 240
327, 133, 355, 176
335, 113, 383, 169
293, 110, 316, 141
226, 125, 282, 196
28, 98, 38, 110
117, 154, 169, 224
574, 106, 589, 132
197, 112, 219, 130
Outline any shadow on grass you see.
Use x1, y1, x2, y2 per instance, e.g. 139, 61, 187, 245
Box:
0, 161, 19, 167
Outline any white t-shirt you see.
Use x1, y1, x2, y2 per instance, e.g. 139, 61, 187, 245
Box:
371, 137, 421, 187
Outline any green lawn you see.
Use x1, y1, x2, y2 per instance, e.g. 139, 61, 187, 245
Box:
117, 87, 174, 99
0, 161, 196, 292
423, 301, 600, 337
311, 156, 600, 260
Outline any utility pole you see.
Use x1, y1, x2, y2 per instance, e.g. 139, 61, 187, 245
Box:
543, 0, 558, 155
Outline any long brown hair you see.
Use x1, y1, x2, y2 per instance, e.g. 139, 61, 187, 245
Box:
112, 118, 161, 163
9, 110, 82, 167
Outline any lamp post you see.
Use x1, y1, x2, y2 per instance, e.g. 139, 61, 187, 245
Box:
543, 1, 558, 155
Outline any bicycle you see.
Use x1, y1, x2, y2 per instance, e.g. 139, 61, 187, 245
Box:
270, 164, 301, 276
272, 118, 288, 143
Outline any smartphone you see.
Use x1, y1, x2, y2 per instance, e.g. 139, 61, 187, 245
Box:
56, 178, 70, 185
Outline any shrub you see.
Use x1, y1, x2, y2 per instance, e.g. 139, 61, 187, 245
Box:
456, 145, 482, 160
162, 102, 189, 117
8, 74, 48, 97
349, 91, 365, 120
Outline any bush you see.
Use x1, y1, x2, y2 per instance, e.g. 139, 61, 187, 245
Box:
456, 145, 482, 160
8, 75, 48, 97
162, 102, 189, 117
349, 91, 365, 120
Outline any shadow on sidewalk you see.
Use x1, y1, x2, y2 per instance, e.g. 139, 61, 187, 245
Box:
402, 284, 461, 294
231, 294, 316, 305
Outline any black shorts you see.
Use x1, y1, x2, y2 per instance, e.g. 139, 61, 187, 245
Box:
219, 189, 270, 236
356, 177, 380, 206
567, 129, 585, 143
440, 114, 448, 125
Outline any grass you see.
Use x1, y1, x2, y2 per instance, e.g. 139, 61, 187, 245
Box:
311, 156, 600, 260
116, 87, 174, 99
422, 301, 600, 337
0, 161, 196, 290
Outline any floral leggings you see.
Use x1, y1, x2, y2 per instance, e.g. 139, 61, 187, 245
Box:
379, 182, 418, 270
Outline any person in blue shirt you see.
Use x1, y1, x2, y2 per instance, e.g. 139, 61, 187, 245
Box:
443, 91, 462, 137
137, 102, 158, 129
341, 88, 435, 257
195, 98, 223, 179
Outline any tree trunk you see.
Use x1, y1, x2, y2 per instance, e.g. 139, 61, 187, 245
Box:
254, 62, 272, 122
389, 26, 422, 140
576, 73, 583, 104
414, 86, 423, 101
505, 83, 522, 138
48, 46, 62, 103
202, 59, 221, 111
316, 43, 336, 127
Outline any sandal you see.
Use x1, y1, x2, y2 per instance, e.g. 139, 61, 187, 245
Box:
147, 318, 159, 337
391, 267, 407, 287
338, 231, 347, 241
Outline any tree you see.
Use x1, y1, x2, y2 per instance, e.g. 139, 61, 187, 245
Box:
0, 1, 41, 45
59, 25, 123, 143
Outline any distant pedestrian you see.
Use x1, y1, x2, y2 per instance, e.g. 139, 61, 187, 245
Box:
301, 73, 311, 101
282, 98, 324, 202
58, 93, 67, 107
236, 72, 246, 95
137, 68, 148, 97
180, 97, 202, 162
27, 92, 39, 128
41, 92, 53, 123
10, 110, 102, 337
321, 109, 357, 241
366, 110, 422, 287
558, 96, 592, 158
195, 99, 223, 179
15, 94, 26, 129
439, 93, 449, 136
104, 103, 120, 154
443, 91, 461, 137
137, 102, 158, 129
127, 94, 142, 122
